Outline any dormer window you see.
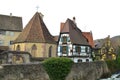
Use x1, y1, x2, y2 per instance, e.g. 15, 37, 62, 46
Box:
62, 36, 67, 44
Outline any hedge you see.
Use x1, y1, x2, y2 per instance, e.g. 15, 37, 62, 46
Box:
42, 57, 74, 80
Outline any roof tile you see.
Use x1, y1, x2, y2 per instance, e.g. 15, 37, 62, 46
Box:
14, 12, 56, 43
0, 14, 23, 31
60, 19, 89, 45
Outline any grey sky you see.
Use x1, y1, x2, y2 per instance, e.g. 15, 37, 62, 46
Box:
0, 0, 120, 39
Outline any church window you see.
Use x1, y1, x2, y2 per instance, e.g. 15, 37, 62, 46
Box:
49, 46, 52, 57
31, 44, 37, 57
16, 45, 20, 51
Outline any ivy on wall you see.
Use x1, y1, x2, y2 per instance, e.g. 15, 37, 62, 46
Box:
42, 57, 74, 80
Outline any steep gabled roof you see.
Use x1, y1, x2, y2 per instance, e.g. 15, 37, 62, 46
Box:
14, 12, 56, 44
0, 14, 23, 31
60, 19, 89, 45
94, 35, 114, 49
82, 32, 95, 48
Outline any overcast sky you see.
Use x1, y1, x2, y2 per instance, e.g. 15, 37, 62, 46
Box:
0, 0, 120, 40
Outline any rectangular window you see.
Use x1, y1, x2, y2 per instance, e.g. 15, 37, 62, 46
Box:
62, 46, 68, 54
10, 32, 14, 36
10, 41, 14, 45
81, 46, 86, 52
0, 40, 4, 45
6, 31, 9, 36
62, 36, 67, 44
0, 31, 6, 35
75, 46, 81, 53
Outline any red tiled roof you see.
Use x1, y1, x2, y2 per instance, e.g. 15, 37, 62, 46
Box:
60, 19, 89, 45
82, 32, 95, 48
14, 12, 56, 44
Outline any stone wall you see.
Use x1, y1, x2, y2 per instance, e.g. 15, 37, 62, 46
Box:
0, 63, 49, 80
0, 61, 110, 80
66, 61, 110, 80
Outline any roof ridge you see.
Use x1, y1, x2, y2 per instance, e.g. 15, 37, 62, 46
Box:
37, 13, 46, 42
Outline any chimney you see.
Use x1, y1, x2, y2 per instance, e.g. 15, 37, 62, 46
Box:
10, 13, 12, 17
73, 17, 76, 25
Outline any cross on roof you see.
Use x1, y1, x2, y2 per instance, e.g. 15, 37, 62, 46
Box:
36, 6, 39, 12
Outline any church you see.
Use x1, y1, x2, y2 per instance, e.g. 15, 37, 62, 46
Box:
11, 12, 57, 59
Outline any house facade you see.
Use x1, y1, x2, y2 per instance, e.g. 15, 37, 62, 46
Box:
94, 35, 116, 60
0, 14, 23, 51
57, 18, 93, 63
11, 12, 57, 59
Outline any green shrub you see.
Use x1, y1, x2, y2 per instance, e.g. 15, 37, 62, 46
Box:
106, 59, 120, 74
42, 57, 74, 80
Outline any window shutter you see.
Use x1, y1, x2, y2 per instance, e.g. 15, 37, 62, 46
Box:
66, 46, 68, 54
60, 46, 62, 52
61, 37, 63, 42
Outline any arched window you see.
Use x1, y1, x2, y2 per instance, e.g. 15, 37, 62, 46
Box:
31, 44, 37, 57
16, 45, 20, 51
78, 59, 82, 63
49, 46, 52, 57
86, 59, 89, 62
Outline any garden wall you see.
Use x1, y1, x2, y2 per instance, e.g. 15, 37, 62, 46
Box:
0, 61, 110, 80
